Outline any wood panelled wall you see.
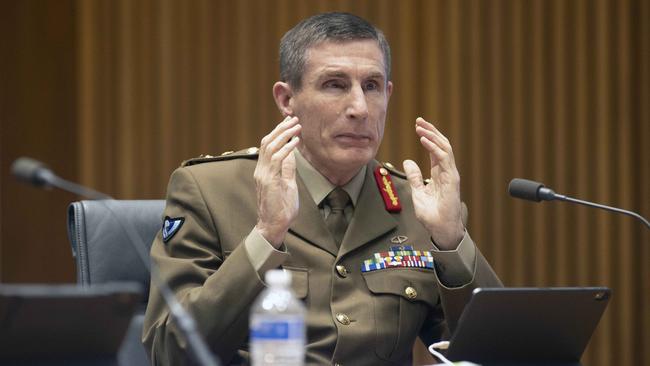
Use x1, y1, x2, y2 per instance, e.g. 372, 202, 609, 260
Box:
1, 0, 79, 283
1, 0, 647, 365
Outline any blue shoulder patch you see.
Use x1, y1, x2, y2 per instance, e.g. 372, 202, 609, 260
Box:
162, 216, 185, 243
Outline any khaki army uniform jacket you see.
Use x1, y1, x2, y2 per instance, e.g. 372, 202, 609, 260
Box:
142, 150, 502, 365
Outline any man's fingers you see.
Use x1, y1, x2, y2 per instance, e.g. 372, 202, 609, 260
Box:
417, 127, 453, 166
255, 117, 300, 182
416, 117, 450, 145
415, 125, 451, 152
260, 117, 290, 146
415, 120, 457, 171
266, 124, 301, 158
415, 118, 453, 158
281, 147, 297, 180
403, 159, 425, 190
419, 136, 453, 171
260, 116, 299, 149
273, 136, 300, 166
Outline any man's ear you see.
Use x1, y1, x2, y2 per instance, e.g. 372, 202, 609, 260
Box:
273, 81, 294, 116
386, 81, 393, 101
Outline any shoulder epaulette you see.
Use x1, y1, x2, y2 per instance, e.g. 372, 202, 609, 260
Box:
374, 163, 403, 212
181, 147, 259, 167
380, 161, 407, 179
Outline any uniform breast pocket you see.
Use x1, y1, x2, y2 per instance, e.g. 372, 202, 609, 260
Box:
281, 266, 309, 300
362, 268, 439, 362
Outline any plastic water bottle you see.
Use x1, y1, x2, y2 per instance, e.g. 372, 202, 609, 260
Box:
250, 269, 306, 366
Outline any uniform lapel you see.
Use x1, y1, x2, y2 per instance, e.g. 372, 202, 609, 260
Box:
339, 161, 398, 257
288, 174, 339, 256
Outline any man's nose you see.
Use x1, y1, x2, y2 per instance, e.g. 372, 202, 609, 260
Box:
346, 85, 369, 120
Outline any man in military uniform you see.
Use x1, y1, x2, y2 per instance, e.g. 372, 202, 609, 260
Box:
143, 12, 501, 365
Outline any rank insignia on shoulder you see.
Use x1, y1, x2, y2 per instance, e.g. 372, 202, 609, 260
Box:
373, 166, 402, 213
181, 147, 259, 167
162, 216, 184, 243
361, 246, 434, 273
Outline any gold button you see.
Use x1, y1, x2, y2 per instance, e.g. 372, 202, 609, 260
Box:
379, 167, 388, 176
405, 286, 417, 299
424, 178, 432, 185
336, 313, 351, 325
220, 150, 234, 156
335, 265, 348, 277
246, 147, 259, 154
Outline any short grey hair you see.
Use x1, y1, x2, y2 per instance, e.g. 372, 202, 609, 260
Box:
279, 12, 391, 90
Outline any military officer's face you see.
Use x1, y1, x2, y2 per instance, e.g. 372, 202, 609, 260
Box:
289, 39, 393, 177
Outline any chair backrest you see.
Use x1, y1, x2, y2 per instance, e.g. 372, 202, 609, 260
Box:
67, 200, 165, 304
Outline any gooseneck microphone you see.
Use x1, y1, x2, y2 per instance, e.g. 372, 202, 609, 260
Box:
12, 157, 111, 200
12, 157, 221, 366
508, 178, 650, 229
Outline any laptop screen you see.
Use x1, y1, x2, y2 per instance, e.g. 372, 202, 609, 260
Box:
446, 287, 610, 365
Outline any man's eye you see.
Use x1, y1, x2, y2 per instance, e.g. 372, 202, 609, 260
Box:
365, 81, 380, 91
325, 81, 345, 89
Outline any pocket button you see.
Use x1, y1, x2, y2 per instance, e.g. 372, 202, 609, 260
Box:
336, 313, 351, 325
405, 286, 418, 300
335, 265, 349, 278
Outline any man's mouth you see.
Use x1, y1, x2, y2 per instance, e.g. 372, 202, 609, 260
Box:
335, 133, 371, 143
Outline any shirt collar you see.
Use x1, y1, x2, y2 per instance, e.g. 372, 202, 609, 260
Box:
294, 149, 366, 207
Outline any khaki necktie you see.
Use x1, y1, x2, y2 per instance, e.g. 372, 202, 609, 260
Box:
324, 187, 351, 246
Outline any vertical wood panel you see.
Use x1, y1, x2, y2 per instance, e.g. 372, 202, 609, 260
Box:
530, 0, 548, 284
552, 0, 568, 284
510, 0, 525, 286
489, 0, 506, 273
595, 1, 614, 361
640, 2, 650, 364
467, 1, 487, 264
615, 2, 633, 364
574, 0, 591, 288
72, 1, 649, 365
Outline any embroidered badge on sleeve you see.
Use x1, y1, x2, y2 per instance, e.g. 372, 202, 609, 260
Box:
162, 216, 185, 243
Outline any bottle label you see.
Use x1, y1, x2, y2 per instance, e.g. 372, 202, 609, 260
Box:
250, 317, 305, 365
251, 319, 303, 340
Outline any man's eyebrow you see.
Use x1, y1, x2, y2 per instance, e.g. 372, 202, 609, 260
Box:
366, 72, 386, 81
318, 70, 349, 79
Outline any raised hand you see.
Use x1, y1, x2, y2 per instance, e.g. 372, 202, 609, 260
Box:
403, 117, 464, 250
254, 116, 302, 247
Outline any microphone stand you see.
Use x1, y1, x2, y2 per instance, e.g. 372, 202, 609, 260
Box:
554, 194, 650, 229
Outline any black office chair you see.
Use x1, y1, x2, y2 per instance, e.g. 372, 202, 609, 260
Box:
67, 199, 165, 366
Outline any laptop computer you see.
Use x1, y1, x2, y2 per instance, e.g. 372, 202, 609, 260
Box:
0, 283, 142, 365
445, 287, 610, 366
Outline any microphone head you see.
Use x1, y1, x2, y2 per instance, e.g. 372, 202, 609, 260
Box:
11, 157, 55, 187
508, 178, 545, 202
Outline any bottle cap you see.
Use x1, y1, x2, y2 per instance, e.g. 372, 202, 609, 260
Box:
265, 269, 291, 287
